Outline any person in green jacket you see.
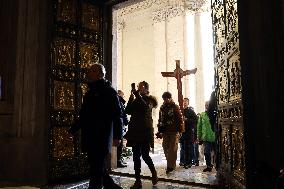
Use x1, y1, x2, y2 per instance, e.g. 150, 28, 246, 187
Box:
197, 101, 216, 172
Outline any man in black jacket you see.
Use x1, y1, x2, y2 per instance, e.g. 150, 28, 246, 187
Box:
179, 97, 198, 168
68, 63, 123, 189
117, 89, 128, 167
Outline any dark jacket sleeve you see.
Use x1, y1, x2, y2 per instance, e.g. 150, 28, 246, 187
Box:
122, 108, 129, 126
68, 92, 89, 135
126, 94, 148, 114
188, 108, 198, 125
157, 107, 163, 132
125, 95, 135, 115
111, 92, 123, 140
113, 117, 123, 140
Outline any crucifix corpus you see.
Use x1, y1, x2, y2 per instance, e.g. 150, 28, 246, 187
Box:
161, 60, 197, 112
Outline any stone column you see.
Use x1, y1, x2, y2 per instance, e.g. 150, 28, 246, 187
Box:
112, 10, 118, 90
152, 3, 186, 107
184, 12, 197, 109
153, 15, 167, 125
194, 13, 205, 114
183, 11, 191, 100
166, 14, 185, 102
116, 20, 125, 91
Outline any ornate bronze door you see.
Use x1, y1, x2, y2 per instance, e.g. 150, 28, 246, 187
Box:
48, 0, 103, 181
212, 0, 245, 188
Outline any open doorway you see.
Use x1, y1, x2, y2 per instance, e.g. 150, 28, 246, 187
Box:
111, 0, 217, 186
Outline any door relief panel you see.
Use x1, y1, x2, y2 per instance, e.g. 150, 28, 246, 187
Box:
212, 0, 245, 188
48, 0, 103, 181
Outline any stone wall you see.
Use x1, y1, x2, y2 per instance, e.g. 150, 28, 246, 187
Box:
113, 0, 213, 115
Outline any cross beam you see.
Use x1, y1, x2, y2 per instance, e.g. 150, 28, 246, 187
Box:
161, 60, 197, 111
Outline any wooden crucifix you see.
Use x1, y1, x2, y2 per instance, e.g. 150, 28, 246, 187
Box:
161, 60, 197, 112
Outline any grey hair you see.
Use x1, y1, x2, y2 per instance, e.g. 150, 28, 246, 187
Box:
90, 63, 106, 78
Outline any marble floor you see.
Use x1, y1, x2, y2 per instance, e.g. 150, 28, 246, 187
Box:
1, 141, 218, 189
47, 176, 216, 189
0, 187, 39, 189
112, 140, 217, 187
45, 141, 218, 189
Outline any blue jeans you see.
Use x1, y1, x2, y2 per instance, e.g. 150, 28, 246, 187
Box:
204, 141, 213, 167
192, 143, 199, 164
179, 140, 190, 165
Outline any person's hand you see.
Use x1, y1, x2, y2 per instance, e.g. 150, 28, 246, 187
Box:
133, 90, 140, 98
67, 132, 74, 141
129, 91, 135, 99
113, 139, 121, 147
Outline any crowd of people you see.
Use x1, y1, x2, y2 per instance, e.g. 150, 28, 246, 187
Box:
67, 63, 217, 189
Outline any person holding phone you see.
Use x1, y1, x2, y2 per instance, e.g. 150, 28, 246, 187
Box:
125, 81, 159, 189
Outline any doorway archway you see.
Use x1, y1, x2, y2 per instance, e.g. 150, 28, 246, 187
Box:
110, 0, 245, 188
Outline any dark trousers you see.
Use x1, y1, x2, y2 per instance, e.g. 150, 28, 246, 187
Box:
193, 143, 199, 164
180, 139, 190, 165
204, 141, 213, 167
189, 141, 195, 164
87, 149, 117, 189
117, 141, 123, 162
180, 139, 194, 165
132, 142, 156, 180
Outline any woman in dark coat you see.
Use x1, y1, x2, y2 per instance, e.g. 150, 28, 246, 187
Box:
125, 81, 158, 189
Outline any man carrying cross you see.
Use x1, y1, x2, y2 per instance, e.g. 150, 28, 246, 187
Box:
157, 60, 197, 172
